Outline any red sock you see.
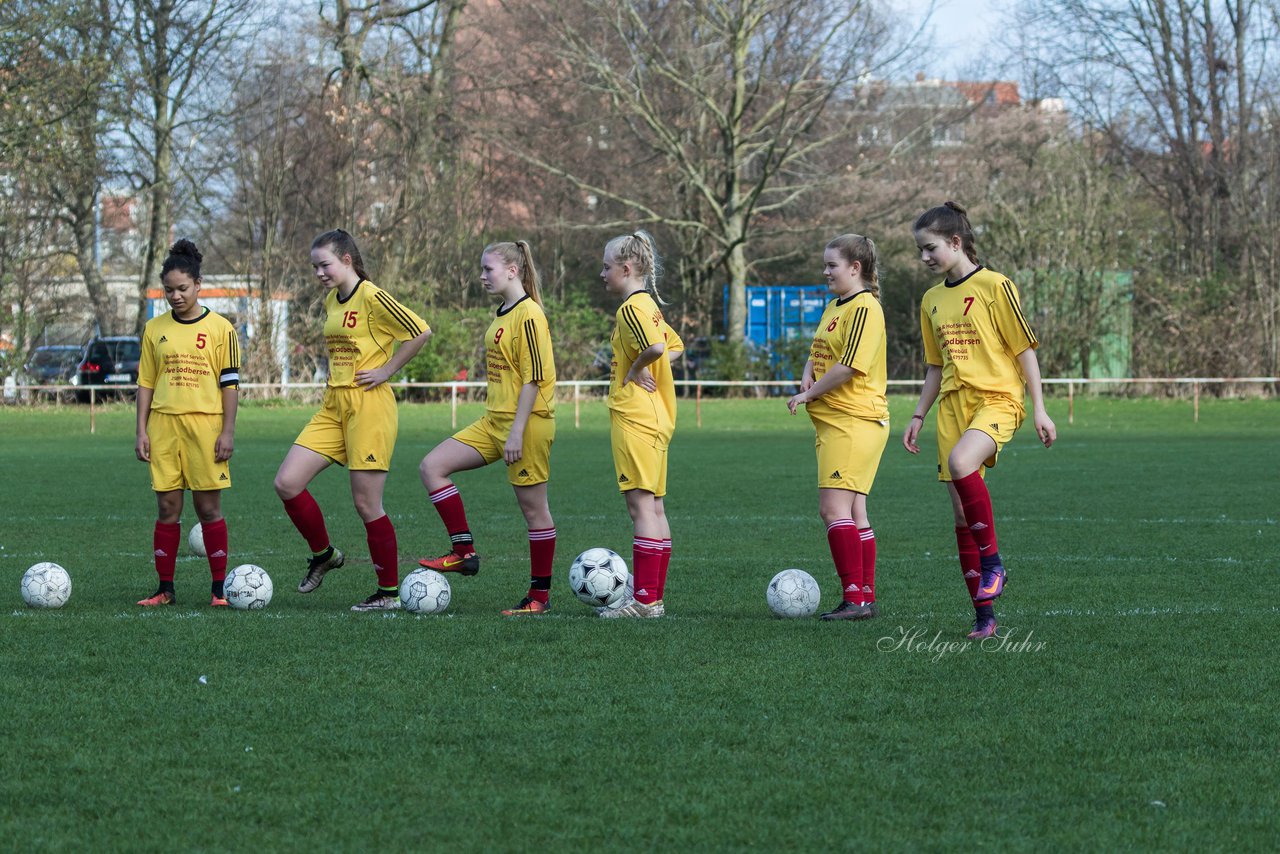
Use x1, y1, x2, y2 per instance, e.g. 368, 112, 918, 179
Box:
955, 525, 982, 602
282, 490, 330, 553
429, 484, 473, 554
153, 522, 180, 583
657, 538, 672, 600
859, 528, 876, 603
201, 518, 229, 581
952, 471, 998, 556
632, 537, 663, 604
364, 515, 399, 590
826, 519, 863, 603
528, 527, 556, 604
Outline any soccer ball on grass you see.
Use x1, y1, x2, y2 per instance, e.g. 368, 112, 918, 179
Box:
569, 548, 629, 607
766, 568, 820, 618
401, 568, 451, 614
224, 564, 273, 610
21, 562, 72, 609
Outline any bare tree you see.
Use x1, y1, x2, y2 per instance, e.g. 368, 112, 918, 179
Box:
1016, 0, 1280, 375
1, 0, 120, 335
505, 0, 913, 344
119, 0, 258, 333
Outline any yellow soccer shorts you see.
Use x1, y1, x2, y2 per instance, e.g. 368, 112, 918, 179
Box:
147, 411, 230, 492
294, 385, 398, 471
808, 404, 889, 494
452, 412, 555, 486
935, 387, 1025, 481
611, 419, 668, 497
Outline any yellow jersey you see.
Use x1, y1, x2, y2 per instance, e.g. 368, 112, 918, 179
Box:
324, 280, 428, 388
138, 307, 240, 415
808, 290, 889, 422
483, 296, 556, 417
920, 266, 1038, 397
608, 291, 684, 446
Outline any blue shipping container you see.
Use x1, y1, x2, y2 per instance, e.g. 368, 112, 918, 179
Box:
726, 285, 831, 348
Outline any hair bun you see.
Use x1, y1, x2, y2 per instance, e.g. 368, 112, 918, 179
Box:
943, 200, 967, 215
168, 238, 203, 264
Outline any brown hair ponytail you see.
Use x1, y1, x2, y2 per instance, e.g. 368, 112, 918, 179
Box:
913, 201, 980, 265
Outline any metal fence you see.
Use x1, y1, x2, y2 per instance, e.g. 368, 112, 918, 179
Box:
3, 376, 1276, 433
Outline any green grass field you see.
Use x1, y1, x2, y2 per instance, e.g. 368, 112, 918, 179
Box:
1, 395, 1277, 851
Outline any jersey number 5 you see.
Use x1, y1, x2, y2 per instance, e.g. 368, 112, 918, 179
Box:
195, 333, 207, 349
343, 310, 359, 328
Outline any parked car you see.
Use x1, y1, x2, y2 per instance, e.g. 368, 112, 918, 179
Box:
72, 335, 142, 401
24, 345, 81, 384
21, 345, 82, 401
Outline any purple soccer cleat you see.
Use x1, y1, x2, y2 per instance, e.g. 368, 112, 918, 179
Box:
975, 560, 1006, 601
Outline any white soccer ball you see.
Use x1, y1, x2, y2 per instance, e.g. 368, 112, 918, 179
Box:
401, 568, 451, 614
224, 564, 273, 610
569, 548, 629, 607
766, 568, 821, 618
188, 523, 206, 557
21, 562, 72, 609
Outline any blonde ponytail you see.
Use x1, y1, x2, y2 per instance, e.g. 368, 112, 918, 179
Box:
483, 240, 544, 306
605, 230, 668, 305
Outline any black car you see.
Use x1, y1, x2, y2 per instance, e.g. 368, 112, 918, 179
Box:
72, 336, 142, 401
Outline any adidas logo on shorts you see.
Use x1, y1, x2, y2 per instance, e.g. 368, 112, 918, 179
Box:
219, 473, 228, 481
365, 454, 377, 463
618, 474, 629, 483
990, 423, 999, 431
517, 468, 529, 478
830, 470, 841, 479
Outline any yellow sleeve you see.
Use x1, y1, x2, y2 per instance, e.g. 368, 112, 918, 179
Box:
517, 313, 554, 384
371, 289, 429, 343
219, 322, 241, 388
920, 298, 943, 366
837, 301, 883, 376
664, 325, 684, 354
991, 277, 1038, 355
138, 324, 158, 389
617, 303, 655, 357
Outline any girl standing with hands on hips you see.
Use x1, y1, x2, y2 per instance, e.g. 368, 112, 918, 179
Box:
787, 234, 889, 620
902, 202, 1056, 639
600, 231, 683, 618
417, 240, 559, 616
274, 229, 432, 611
135, 239, 241, 607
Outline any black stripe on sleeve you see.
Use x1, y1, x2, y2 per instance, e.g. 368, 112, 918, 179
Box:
841, 306, 867, 366
228, 329, 241, 370
374, 291, 423, 336
1001, 280, 1037, 345
523, 318, 544, 382
621, 306, 651, 349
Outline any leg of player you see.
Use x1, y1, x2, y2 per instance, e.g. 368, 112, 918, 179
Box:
851, 491, 879, 617
275, 445, 345, 594
653, 496, 672, 605
418, 438, 487, 575
502, 483, 555, 616
193, 490, 229, 607
818, 488, 871, 620
602, 490, 665, 618
139, 490, 184, 606
349, 469, 401, 611
947, 429, 1006, 608
946, 476, 998, 640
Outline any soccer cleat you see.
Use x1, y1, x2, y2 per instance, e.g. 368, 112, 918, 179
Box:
820, 601, 879, 621
351, 591, 401, 612
297, 547, 345, 593
417, 549, 480, 576
599, 598, 663, 618
210, 595, 229, 607
976, 561, 1007, 601
967, 613, 998, 639
137, 590, 175, 607
501, 596, 551, 616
